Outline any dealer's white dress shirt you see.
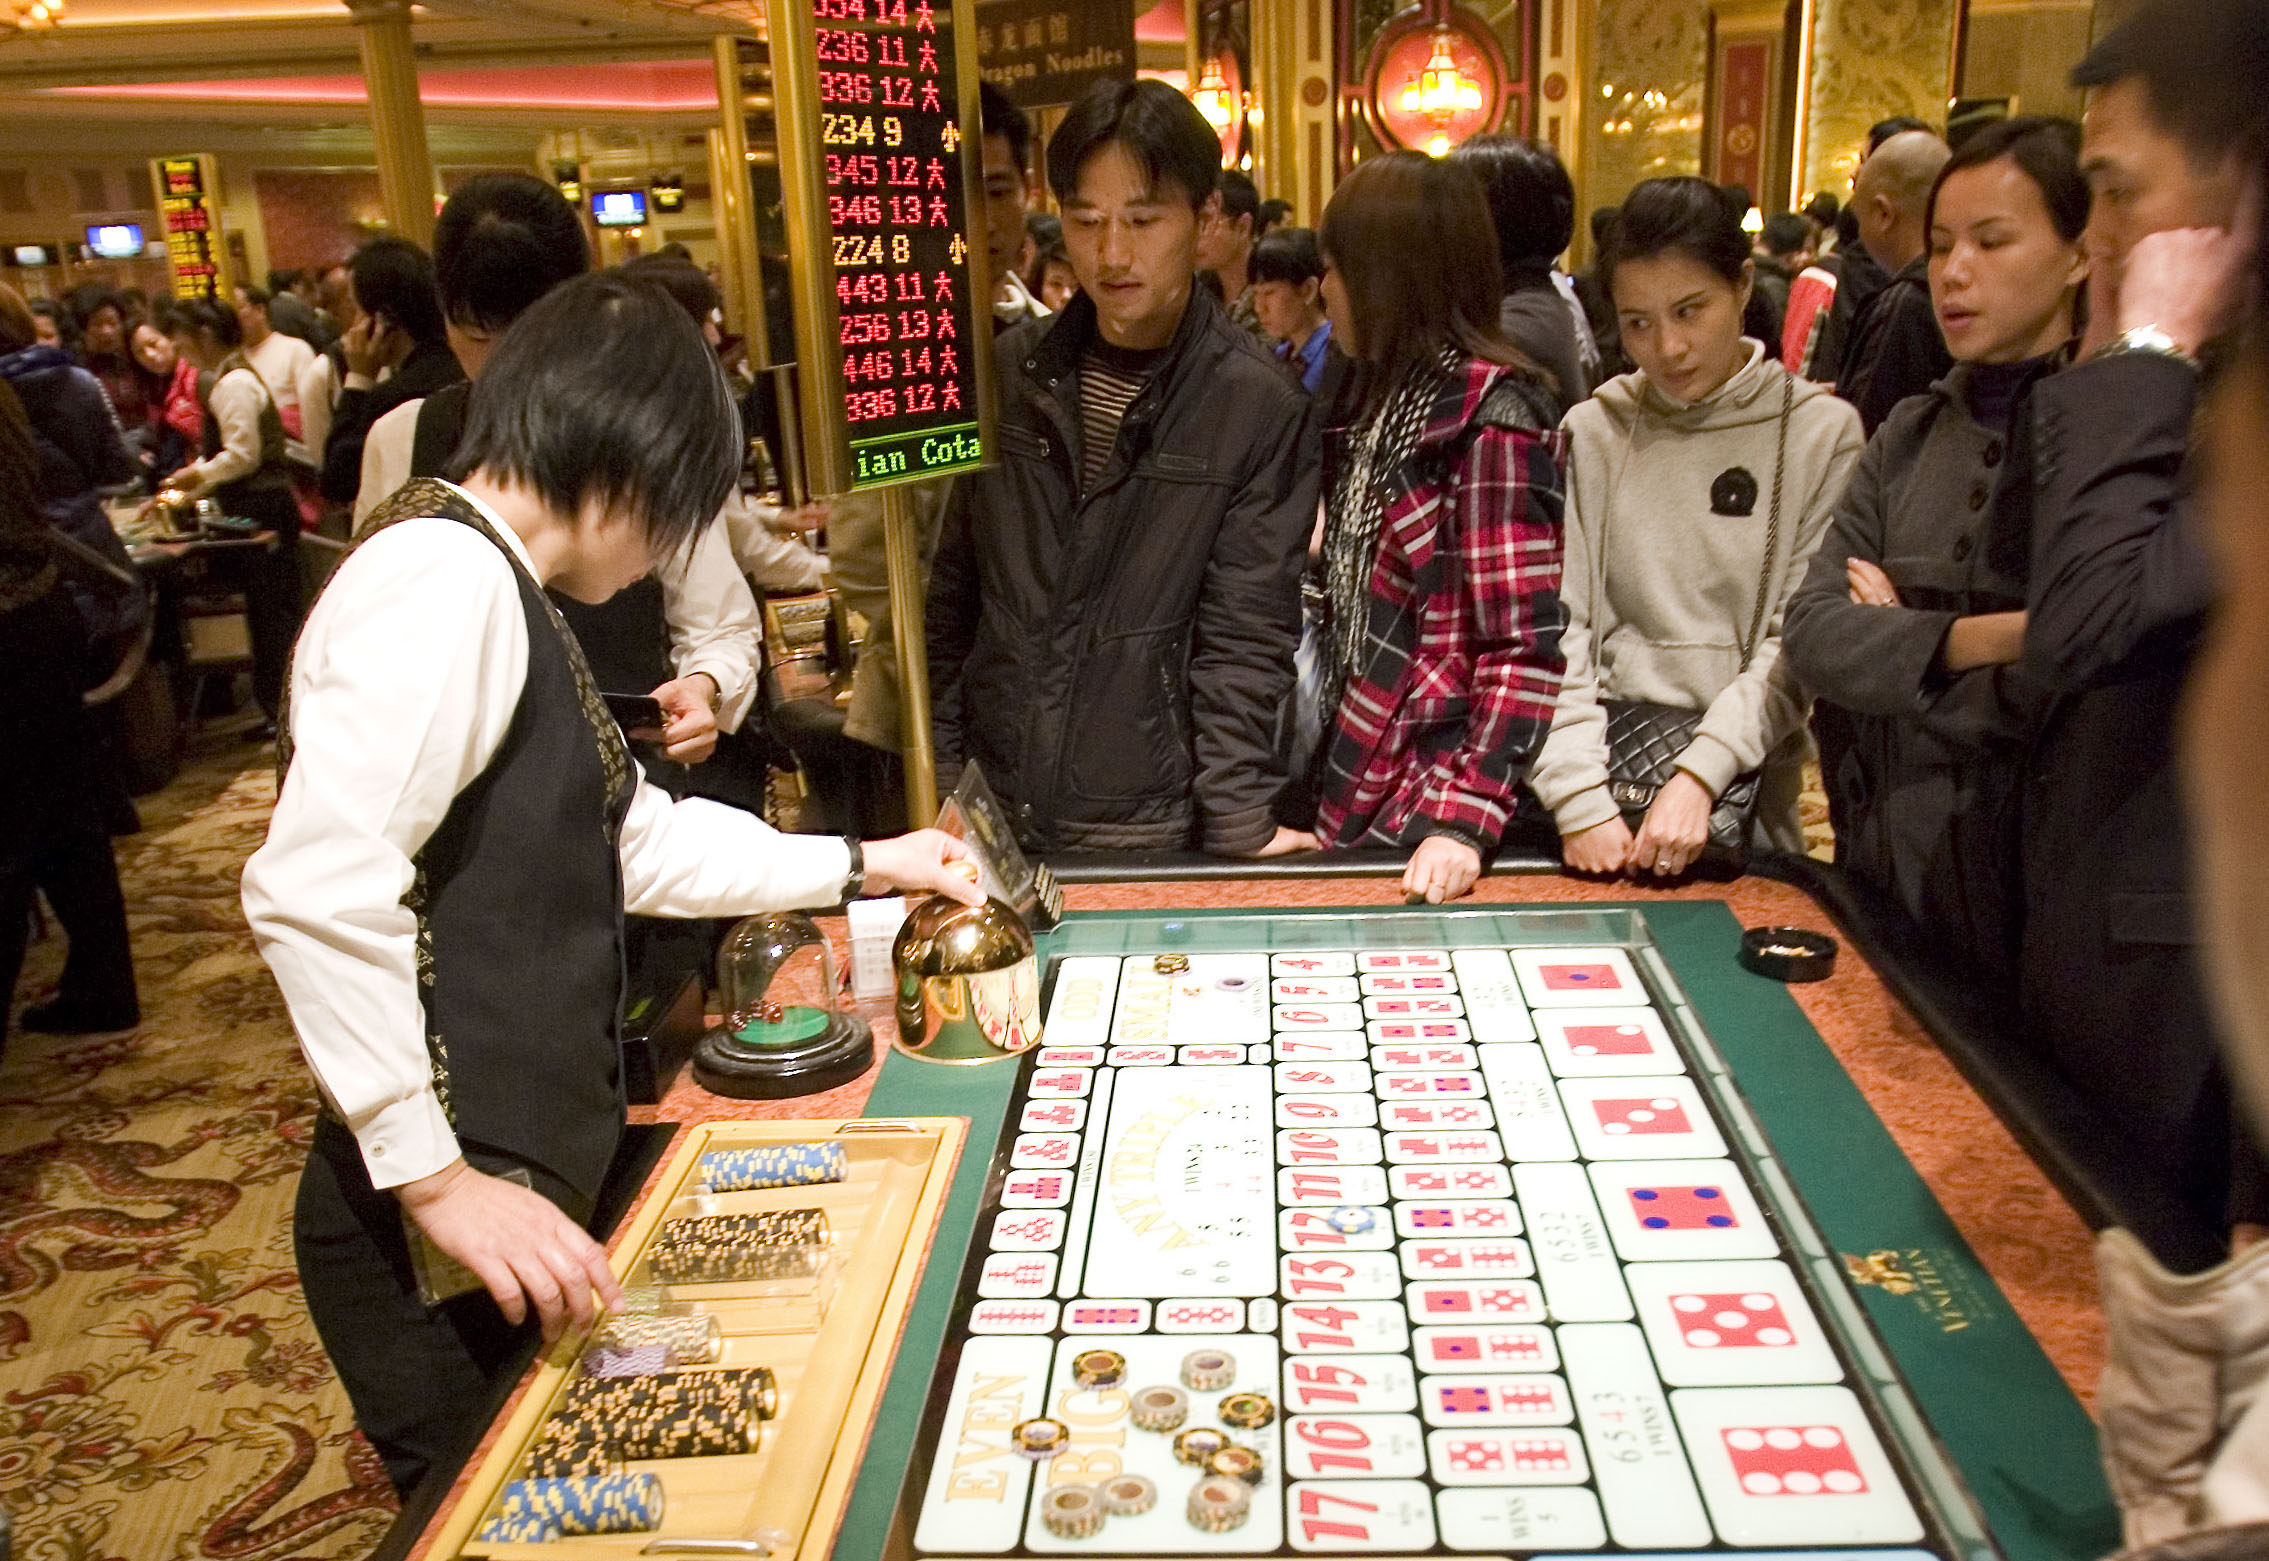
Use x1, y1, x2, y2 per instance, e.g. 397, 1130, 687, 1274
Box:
241, 484, 850, 1190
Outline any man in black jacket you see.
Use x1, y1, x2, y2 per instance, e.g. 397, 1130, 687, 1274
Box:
927, 80, 1316, 857
2024, 0, 2263, 1267
1839, 129, 1953, 434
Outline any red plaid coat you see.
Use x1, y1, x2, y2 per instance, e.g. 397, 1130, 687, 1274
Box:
1314, 358, 1568, 850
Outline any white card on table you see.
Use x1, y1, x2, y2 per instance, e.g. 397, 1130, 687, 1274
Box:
1400, 1236, 1535, 1280
1282, 1299, 1410, 1354
1385, 1128, 1505, 1163
1060, 1298, 1150, 1332
1412, 1323, 1559, 1373
1511, 1162, 1633, 1321
1560, 1074, 1728, 1160
1010, 1132, 1079, 1169
1451, 947, 1538, 1044
1275, 1032, 1368, 1062
1286, 1480, 1437, 1551
1026, 1067, 1091, 1098
1107, 1045, 1174, 1066
1513, 946, 1645, 1007
977, 1251, 1059, 1297
1280, 1164, 1391, 1206
1557, 1321, 1713, 1549
1276, 1002, 1365, 1031
1368, 1017, 1475, 1045
1372, 1041, 1480, 1072
1082, 1064, 1274, 1298
1434, 1487, 1606, 1552
1019, 1098, 1085, 1133
1274, 951, 1355, 978
1355, 949, 1451, 973
1277, 1127, 1385, 1166
1375, 1068, 1488, 1100
1279, 1206, 1395, 1253
989, 1209, 1066, 1251
912, 1335, 1052, 1552
1360, 971, 1459, 995
1284, 1413, 1429, 1478
1283, 1353, 1419, 1414
1390, 1163, 1514, 1200
1394, 1199, 1522, 1238
1275, 975, 1359, 1003
1278, 1092, 1379, 1128
1626, 1259, 1844, 1387
1591, 1159, 1779, 1261
1419, 1372, 1572, 1426
1282, 1251, 1404, 1300
1275, 1060, 1374, 1095
1670, 1384, 1925, 1546
1535, 1005, 1681, 1076
1406, 1279, 1547, 1325
1154, 1298, 1245, 1332
966, 1298, 1060, 1335
1035, 1045, 1104, 1067
1477, 1043, 1579, 1161
1380, 1098, 1495, 1129
1366, 993, 1466, 1020
1042, 957, 1120, 1049
1427, 1425, 1589, 1485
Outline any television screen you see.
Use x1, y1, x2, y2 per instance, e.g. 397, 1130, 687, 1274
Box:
592, 190, 647, 228
85, 223, 145, 260
8, 244, 57, 267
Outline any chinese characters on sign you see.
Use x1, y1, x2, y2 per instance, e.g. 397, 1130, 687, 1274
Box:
152, 155, 223, 298
787, 0, 989, 490
974, 0, 1133, 109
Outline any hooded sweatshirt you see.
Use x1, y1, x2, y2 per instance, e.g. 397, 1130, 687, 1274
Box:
1530, 338, 1863, 849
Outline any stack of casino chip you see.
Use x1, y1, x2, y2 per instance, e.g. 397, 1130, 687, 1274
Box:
494, 1472, 663, 1535
549, 1368, 777, 1461
698, 1142, 848, 1192
647, 1209, 828, 1283
522, 1415, 621, 1478
594, 1306, 717, 1361
475, 1510, 562, 1544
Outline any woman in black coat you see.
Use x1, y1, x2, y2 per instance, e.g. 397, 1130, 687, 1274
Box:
1783, 117, 2088, 985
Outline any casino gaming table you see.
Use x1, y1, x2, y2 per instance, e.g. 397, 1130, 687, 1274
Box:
395, 862, 2122, 1561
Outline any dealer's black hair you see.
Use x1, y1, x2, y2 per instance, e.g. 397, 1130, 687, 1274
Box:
1047, 77, 1220, 211
1600, 176, 1750, 296
350, 236, 447, 345
444, 273, 738, 561
1256, 197, 1292, 237
979, 80, 1033, 174
2072, 0, 2269, 167
1924, 115, 2088, 242
1801, 191, 1840, 228
1588, 205, 1619, 251
1249, 225, 1324, 287
1448, 133, 1576, 273
433, 173, 590, 333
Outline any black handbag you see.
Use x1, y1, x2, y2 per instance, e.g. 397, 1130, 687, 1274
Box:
1599, 373, 1794, 872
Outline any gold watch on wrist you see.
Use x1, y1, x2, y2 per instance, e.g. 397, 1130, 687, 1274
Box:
2095, 324, 2199, 370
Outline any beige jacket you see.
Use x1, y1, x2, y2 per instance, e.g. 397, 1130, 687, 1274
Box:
1529, 340, 1863, 848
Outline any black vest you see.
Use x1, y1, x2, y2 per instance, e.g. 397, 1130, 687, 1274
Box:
411, 381, 674, 700
284, 478, 637, 1205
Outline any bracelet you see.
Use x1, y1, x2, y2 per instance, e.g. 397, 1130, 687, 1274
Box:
841, 836, 866, 901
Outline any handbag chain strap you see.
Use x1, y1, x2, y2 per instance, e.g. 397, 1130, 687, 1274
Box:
1736, 372, 1795, 674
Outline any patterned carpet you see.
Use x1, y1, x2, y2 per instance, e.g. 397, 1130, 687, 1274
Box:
1, 736, 397, 1561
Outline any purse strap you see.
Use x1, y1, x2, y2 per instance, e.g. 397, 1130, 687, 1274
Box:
1736, 371, 1795, 673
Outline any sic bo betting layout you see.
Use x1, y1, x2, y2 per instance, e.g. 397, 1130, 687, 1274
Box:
907, 945, 1940, 1558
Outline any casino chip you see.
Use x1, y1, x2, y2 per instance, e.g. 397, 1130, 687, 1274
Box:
1130, 1384, 1190, 1432
1012, 1417, 1070, 1459
1207, 1444, 1266, 1485
1071, 1348, 1128, 1389
1173, 1426, 1230, 1466
1153, 954, 1190, 975
1218, 1391, 1275, 1430
1100, 1474, 1158, 1515
1325, 1205, 1377, 1234
1180, 1348, 1236, 1391
1186, 1474, 1252, 1532
1040, 1483, 1105, 1539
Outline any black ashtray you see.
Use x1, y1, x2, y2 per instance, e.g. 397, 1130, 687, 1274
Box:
1738, 925, 1838, 983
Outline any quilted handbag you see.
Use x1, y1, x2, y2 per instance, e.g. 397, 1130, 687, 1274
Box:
1599, 374, 1793, 873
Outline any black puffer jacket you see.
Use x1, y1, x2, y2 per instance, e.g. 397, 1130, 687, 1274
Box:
927, 288, 1315, 854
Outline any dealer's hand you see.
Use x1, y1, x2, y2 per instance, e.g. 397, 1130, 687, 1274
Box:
1632, 771, 1714, 878
1561, 815, 1634, 876
1405, 835, 1482, 903
765, 502, 832, 535
647, 674, 720, 763
397, 1159, 621, 1343
863, 829, 986, 905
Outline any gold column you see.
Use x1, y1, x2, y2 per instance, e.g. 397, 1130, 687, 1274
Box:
1795, 0, 1959, 203
1537, 0, 1590, 260
1705, 0, 1791, 213
709, 36, 770, 357
884, 487, 938, 826
1251, 0, 1299, 211
350, 0, 437, 247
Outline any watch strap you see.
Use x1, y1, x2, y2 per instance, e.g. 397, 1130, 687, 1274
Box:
841, 836, 865, 902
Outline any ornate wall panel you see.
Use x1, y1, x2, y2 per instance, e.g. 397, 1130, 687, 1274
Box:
1580, 0, 1708, 209
1798, 0, 1958, 201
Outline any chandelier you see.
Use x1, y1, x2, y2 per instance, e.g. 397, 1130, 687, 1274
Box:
9, 0, 63, 25
1399, 28, 1482, 155
1189, 55, 1237, 132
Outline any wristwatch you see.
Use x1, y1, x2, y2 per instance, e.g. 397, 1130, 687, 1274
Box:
2095, 324, 2199, 370
841, 836, 866, 902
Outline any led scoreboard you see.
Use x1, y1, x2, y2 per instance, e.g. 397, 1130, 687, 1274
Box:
769, 0, 995, 493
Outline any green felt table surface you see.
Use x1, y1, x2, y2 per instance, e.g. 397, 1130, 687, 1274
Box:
839, 900, 2118, 1561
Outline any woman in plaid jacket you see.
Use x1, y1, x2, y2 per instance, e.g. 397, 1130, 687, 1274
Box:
1304, 152, 1571, 903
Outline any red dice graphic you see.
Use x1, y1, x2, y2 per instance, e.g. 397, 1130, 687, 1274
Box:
1721, 1425, 1869, 1496
1510, 1436, 1573, 1472
1672, 1292, 1796, 1348
1448, 1439, 1504, 1472
1540, 962, 1621, 990
1628, 1184, 1738, 1229
1593, 1096, 1694, 1136
1563, 1022, 1654, 1055
1441, 1386, 1492, 1415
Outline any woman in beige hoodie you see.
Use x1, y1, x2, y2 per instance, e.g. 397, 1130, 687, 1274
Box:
1530, 178, 1864, 876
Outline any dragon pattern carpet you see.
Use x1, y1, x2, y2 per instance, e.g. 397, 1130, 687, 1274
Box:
2, 742, 398, 1561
